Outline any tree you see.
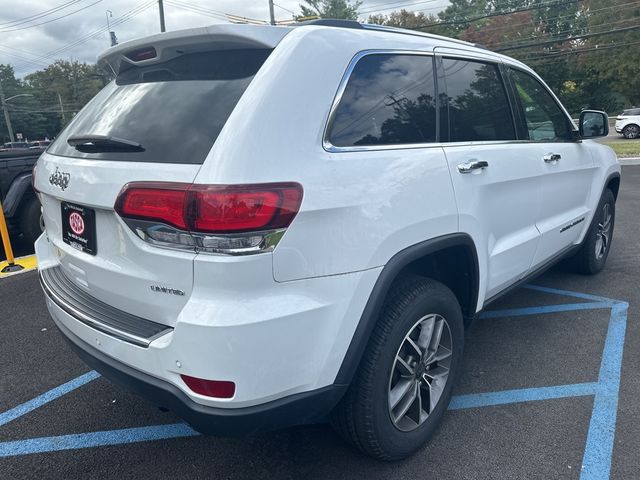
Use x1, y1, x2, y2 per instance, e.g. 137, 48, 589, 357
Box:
367, 9, 438, 29
299, 0, 362, 20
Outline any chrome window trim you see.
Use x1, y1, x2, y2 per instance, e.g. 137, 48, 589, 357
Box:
322, 49, 436, 153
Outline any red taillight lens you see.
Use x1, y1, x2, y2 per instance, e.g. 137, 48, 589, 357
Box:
115, 183, 190, 230
192, 184, 302, 233
115, 182, 303, 234
181, 374, 235, 398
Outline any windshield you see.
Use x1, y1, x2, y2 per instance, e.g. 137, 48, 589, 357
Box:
48, 48, 271, 164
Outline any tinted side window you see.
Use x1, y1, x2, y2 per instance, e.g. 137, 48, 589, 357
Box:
511, 69, 572, 142
328, 54, 436, 147
441, 59, 515, 142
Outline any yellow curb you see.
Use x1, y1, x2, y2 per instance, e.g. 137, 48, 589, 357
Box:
0, 254, 38, 278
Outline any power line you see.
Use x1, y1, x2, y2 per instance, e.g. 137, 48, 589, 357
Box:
416, 0, 581, 29
496, 24, 640, 52
0, 0, 85, 29
0, 0, 104, 33
359, 0, 440, 15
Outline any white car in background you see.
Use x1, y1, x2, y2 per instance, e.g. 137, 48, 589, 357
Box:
615, 108, 640, 138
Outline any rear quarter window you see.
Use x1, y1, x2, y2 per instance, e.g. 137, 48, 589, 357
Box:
327, 53, 437, 148
48, 49, 271, 164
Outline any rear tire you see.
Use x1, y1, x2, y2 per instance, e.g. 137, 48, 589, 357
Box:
330, 277, 464, 460
19, 196, 44, 246
569, 189, 615, 275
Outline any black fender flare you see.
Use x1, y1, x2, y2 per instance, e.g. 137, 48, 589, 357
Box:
333, 233, 479, 386
3, 173, 34, 218
603, 171, 621, 201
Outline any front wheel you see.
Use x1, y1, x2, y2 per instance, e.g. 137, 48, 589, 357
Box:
569, 189, 615, 275
331, 277, 464, 460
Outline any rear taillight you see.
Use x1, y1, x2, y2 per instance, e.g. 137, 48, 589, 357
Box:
114, 182, 303, 255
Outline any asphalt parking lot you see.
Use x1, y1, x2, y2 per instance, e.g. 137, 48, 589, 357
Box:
1, 166, 638, 480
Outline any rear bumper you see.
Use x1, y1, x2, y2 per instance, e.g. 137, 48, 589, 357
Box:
55, 318, 346, 435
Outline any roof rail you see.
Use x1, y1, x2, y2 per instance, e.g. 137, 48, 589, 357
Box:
361, 23, 474, 47
295, 19, 363, 29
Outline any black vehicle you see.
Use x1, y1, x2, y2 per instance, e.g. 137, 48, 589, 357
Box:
0, 149, 43, 245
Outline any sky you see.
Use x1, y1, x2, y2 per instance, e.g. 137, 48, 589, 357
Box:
0, 0, 450, 78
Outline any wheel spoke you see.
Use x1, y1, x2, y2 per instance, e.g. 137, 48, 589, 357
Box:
392, 381, 419, 424
424, 318, 444, 363
416, 315, 436, 350
432, 344, 452, 363
389, 377, 414, 410
405, 336, 423, 358
396, 355, 415, 377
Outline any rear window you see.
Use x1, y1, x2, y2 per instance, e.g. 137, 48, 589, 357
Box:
48, 49, 271, 164
622, 108, 640, 116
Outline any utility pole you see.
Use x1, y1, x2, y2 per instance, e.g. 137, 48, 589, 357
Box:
268, 0, 275, 25
57, 92, 66, 126
0, 80, 15, 143
158, 0, 166, 32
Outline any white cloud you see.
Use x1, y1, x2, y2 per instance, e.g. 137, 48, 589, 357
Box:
0, 0, 449, 77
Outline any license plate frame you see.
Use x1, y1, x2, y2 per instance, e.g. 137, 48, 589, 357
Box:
61, 202, 97, 255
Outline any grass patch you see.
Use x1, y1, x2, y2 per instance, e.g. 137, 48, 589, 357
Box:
599, 140, 640, 158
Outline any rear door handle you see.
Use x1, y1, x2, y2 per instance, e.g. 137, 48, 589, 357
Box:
457, 160, 489, 174
543, 153, 561, 163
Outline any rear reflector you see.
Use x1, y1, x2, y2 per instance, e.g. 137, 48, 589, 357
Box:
181, 374, 235, 398
115, 182, 303, 234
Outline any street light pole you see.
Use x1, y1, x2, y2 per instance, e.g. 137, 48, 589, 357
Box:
0, 79, 15, 143
158, 0, 166, 32
268, 0, 276, 25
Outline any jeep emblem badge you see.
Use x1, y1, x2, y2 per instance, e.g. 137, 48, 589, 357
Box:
49, 167, 70, 191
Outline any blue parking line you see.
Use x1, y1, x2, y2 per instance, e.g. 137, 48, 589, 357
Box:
0, 284, 628, 478
449, 382, 598, 410
580, 301, 628, 480
0, 423, 199, 457
523, 284, 616, 304
0, 371, 99, 428
481, 301, 614, 319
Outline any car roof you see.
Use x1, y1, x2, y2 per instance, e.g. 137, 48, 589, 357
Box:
98, 21, 529, 75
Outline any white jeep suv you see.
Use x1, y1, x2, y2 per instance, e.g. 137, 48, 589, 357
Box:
35, 20, 620, 460
615, 107, 640, 139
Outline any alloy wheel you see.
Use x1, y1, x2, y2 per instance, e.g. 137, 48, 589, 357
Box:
595, 203, 612, 260
388, 314, 452, 432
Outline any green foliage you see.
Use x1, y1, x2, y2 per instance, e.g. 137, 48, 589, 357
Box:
0, 60, 107, 143
299, 0, 362, 20
377, 0, 640, 114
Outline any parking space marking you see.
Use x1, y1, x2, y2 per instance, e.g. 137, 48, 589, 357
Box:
581, 301, 628, 480
480, 301, 614, 319
449, 382, 598, 410
0, 371, 100, 428
0, 424, 198, 457
0, 285, 628, 480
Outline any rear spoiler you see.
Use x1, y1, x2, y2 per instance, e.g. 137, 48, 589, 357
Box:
98, 24, 290, 76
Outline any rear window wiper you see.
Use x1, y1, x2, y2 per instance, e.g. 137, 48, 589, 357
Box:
67, 134, 145, 153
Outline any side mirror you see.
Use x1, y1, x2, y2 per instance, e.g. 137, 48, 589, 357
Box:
579, 110, 609, 138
